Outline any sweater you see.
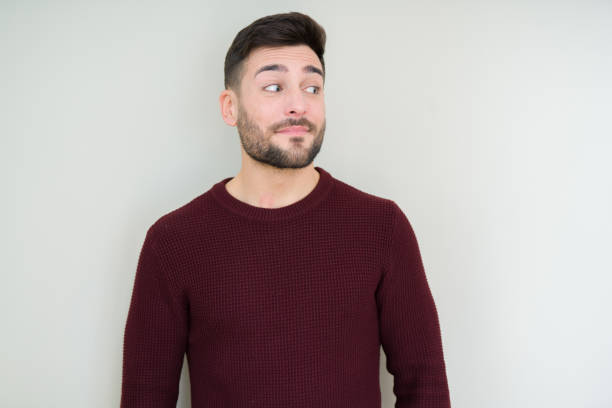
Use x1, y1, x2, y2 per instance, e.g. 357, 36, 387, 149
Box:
121, 166, 451, 408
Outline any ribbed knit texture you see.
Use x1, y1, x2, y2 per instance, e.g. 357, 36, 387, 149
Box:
121, 166, 451, 407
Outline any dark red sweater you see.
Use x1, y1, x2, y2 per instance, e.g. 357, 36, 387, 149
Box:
121, 166, 451, 407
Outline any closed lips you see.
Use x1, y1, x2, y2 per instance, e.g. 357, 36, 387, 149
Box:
277, 126, 308, 132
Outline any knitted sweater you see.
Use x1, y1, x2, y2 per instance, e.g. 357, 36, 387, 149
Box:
121, 166, 451, 407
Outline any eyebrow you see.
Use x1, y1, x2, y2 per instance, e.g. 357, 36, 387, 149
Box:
254, 64, 324, 79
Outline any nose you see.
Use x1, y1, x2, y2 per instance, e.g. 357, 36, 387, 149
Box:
284, 87, 306, 117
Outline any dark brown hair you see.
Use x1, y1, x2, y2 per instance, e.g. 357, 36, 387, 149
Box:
223, 12, 327, 94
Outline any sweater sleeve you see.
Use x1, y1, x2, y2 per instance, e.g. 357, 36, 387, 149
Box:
121, 226, 189, 407
376, 202, 451, 408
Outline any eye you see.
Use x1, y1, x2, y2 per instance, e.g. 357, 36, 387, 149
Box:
264, 84, 281, 92
305, 86, 321, 94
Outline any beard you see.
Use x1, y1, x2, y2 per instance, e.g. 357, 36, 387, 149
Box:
235, 101, 325, 169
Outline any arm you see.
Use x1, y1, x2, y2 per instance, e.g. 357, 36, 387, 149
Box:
376, 202, 451, 407
121, 226, 189, 407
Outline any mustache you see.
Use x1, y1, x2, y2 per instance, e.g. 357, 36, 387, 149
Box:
273, 118, 314, 132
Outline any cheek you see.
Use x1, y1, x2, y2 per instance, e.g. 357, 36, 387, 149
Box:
257, 104, 282, 125
312, 101, 325, 121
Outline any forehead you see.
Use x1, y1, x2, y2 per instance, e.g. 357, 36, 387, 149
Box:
244, 45, 322, 73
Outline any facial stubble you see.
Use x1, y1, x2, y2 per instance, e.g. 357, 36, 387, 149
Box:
235, 101, 325, 169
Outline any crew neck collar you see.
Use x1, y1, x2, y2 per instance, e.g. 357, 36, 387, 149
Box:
210, 166, 335, 221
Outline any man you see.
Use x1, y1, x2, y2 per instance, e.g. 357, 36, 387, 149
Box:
121, 11, 451, 408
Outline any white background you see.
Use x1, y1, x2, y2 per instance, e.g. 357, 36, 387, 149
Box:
2, 0, 611, 407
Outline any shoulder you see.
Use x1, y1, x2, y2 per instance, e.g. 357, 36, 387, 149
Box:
145, 188, 218, 243
328, 175, 407, 241
330, 175, 401, 219
329, 174, 419, 243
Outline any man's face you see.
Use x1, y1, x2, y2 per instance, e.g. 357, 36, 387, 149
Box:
234, 44, 326, 169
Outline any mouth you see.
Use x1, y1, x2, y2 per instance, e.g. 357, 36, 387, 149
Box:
276, 126, 309, 136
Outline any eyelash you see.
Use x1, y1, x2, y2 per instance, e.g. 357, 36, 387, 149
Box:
264, 84, 321, 94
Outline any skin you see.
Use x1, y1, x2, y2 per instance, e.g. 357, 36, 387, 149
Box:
219, 44, 326, 209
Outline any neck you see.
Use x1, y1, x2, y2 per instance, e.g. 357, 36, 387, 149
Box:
225, 162, 320, 209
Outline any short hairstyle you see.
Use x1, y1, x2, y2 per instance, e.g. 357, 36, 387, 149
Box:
223, 11, 327, 94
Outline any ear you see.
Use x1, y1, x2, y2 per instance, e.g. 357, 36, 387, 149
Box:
219, 89, 238, 127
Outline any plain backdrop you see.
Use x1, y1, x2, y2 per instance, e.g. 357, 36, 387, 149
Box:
2, 0, 611, 407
